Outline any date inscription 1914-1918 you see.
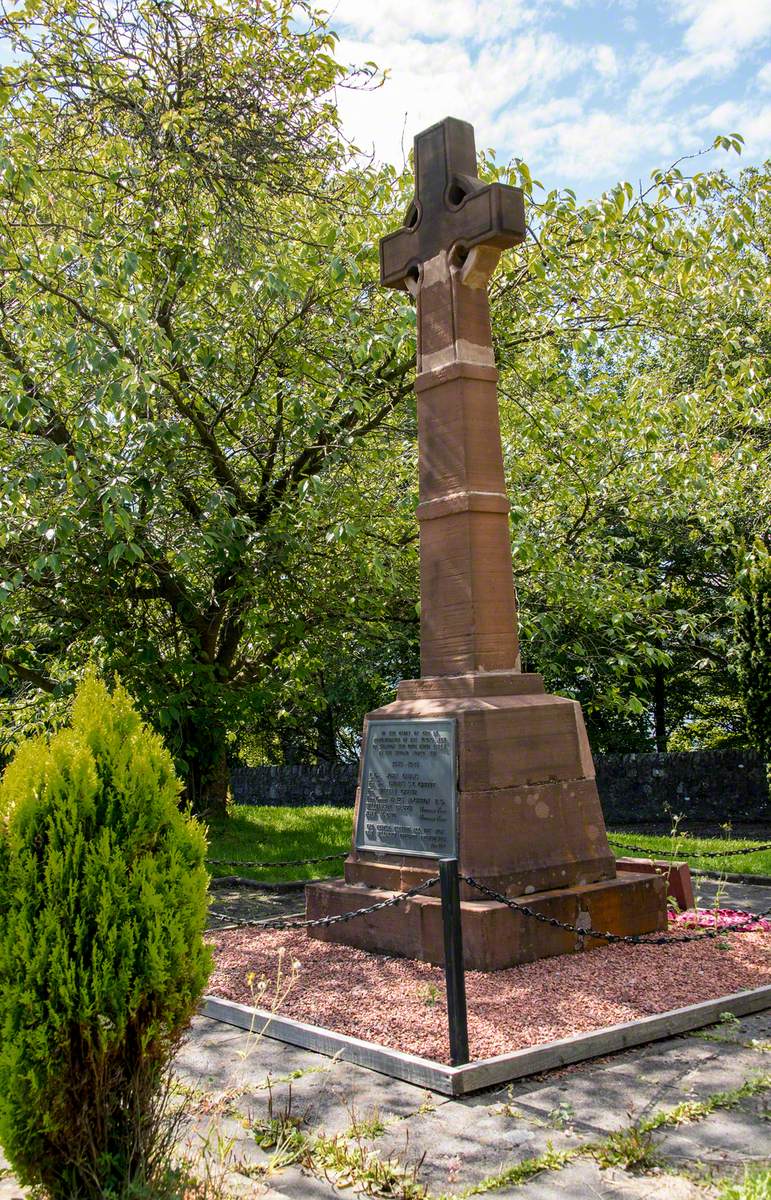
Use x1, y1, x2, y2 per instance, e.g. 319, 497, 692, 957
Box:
355, 718, 457, 858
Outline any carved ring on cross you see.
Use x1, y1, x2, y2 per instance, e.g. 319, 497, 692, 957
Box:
379, 117, 526, 298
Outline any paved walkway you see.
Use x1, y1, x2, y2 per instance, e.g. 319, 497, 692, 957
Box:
1, 880, 769, 1198
172, 1004, 771, 1198
207, 880, 305, 929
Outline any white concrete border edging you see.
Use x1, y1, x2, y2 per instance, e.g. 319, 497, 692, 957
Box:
202, 984, 771, 1097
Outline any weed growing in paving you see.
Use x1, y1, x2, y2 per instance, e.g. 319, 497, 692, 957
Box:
345, 1107, 389, 1139
313, 1131, 428, 1198
547, 1101, 576, 1129
447, 1144, 578, 1197
251, 1079, 309, 1165
238, 947, 302, 1061
718, 1168, 771, 1200
246, 1080, 428, 1196
589, 1125, 661, 1171
640, 1073, 771, 1130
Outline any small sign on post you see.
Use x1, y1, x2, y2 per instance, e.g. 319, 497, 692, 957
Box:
355, 718, 457, 858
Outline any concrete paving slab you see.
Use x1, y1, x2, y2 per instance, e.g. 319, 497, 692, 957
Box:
740, 1010, 771, 1040
2, 1004, 769, 1197
177, 1015, 439, 1136
0, 1150, 28, 1199
661, 1043, 770, 1099
177, 1014, 335, 1092
257, 1167, 354, 1198
367, 1100, 578, 1195
510, 1161, 710, 1198
492, 1159, 600, 1199
0, 1180, 27, 1200
694, 879, 771, 913
654, 1106, 771, 1170
498, 1041, 719, 1135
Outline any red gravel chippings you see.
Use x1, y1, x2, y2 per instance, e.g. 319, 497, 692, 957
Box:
208, 927, 771, 1065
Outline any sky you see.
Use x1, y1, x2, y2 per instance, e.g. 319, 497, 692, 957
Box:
323, 0, 771, 199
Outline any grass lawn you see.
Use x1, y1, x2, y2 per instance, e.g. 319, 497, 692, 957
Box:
205, 805, 354, 882
205, 806, 771, 883
606, 831, 771, 877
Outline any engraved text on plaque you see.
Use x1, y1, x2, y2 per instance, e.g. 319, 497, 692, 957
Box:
355, 718, 457, 858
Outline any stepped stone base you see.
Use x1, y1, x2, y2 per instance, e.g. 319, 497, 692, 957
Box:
304, 669, 669, 970
305, 872, 668, 971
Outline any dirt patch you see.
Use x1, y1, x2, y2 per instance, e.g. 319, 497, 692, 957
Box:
208, 926, 771, 1065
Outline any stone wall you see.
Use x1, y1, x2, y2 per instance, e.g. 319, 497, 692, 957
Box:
230, 763, 359, 809
594, 748, 769, 824
230, 748, 770, 824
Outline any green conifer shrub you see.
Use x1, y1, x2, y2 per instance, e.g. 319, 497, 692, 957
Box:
737, 539, 771, 761
0, 673, 212, 1198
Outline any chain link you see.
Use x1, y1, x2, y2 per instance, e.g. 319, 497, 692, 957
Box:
607, 838, 771, 861
206, 852, 348, 870
207, 841, 771, 875
208, 874, 440, 932
207, 867, 770, 945
461, 875, 771, 945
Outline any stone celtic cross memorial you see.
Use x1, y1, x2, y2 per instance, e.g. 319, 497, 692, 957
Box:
306, 118, 667, 969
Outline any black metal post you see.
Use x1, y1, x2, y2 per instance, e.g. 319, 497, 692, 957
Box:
439, 857, 469, 1066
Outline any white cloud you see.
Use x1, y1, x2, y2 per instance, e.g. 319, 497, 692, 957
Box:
636, 47, 736, 102
334, 29, 585, 166
675, 0, 771, 56
593, 44, 619, 78
322, 0, 770, 198
633, 2, 771, 108
498, 105, 679, 182
698, 100, 771, 161
326, 0, 534, 43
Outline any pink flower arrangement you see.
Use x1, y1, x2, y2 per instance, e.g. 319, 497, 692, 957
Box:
668, 907, 771, 932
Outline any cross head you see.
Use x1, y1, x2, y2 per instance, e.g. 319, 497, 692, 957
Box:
379, 117, 526, 292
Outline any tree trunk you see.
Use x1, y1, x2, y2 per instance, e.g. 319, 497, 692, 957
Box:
180, 715, 229, 818
653, 664, 667, 753
315, 697, 337, 763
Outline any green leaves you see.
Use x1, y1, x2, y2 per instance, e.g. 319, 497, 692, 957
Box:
714, 133, 745, 155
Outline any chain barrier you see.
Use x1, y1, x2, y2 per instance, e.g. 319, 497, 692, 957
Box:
461, 875, 771, 946
208, 874, 440, 932
607, 838, 771, 861
206, 866, 770, 945
206, 852, 348, 870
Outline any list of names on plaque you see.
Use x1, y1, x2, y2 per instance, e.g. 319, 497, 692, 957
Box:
355, 718, 457, 858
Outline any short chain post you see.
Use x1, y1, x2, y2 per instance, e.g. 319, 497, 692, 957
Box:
439, 857, 469, 1067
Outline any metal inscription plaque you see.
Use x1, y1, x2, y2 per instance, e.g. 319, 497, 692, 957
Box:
355, 718, 457, 858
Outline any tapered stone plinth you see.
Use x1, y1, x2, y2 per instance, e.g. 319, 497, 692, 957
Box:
305, 671, 668, 969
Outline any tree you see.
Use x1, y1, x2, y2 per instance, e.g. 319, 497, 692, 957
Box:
0, 0, 414, 810
1, 0, 768, 784
487, 150, 771, 750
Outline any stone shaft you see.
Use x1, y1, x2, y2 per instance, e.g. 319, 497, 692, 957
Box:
416, 361, 518, 675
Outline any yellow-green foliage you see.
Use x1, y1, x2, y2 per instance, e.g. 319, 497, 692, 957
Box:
0, 673, 212, 1198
